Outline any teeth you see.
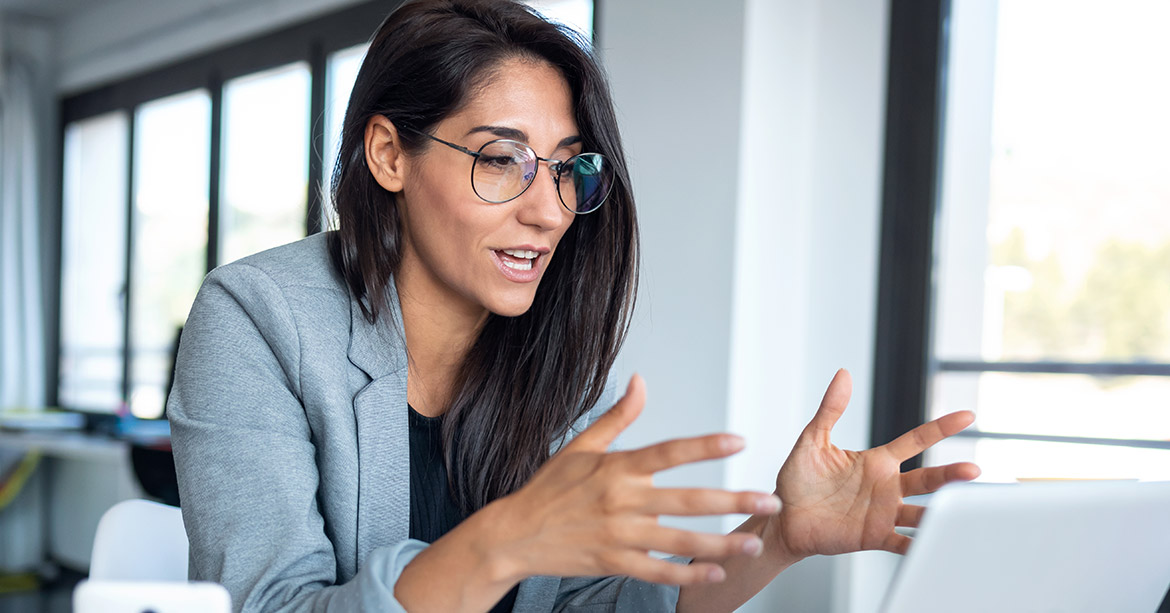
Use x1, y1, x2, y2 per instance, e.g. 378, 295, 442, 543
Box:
502, 249, 538, 259
502, 258, 533, 271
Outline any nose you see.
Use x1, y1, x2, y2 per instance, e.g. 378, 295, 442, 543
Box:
515, 162, 568, 231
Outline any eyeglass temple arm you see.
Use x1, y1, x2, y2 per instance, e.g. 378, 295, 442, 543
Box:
402, 126, 481, 158
404, 124, 566, 170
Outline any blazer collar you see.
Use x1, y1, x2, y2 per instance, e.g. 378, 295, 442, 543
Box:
347, 276, 409, 379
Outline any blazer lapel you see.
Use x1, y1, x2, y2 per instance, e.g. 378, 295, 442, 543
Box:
347, 284, 411, 564
346, 281, 563, 609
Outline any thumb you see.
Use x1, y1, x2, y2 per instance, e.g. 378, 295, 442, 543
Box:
564, 374, 646, 452
802, 368, 852, 442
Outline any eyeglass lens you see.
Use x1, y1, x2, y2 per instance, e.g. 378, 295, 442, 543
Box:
471, 141, 613, 213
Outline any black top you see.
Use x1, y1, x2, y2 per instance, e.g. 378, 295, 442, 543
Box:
408, 405, 518, 612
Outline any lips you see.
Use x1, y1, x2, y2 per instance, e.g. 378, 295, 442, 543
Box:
498, 248, 538, 271
490, 246, 548, 283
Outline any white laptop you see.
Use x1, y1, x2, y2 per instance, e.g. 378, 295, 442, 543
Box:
73, 580, 231, 613
880, 481, 1170, 613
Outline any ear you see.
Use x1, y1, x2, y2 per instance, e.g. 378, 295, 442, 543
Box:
364, 115, 408, 193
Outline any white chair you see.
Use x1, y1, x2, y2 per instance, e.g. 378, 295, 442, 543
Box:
74, 499, 231, 613
88, 498, 188, 581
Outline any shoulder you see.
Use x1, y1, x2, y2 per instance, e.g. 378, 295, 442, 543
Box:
212, 231, 341, 292
190, 232, 354, 362
200, 232, 348, 318
181, 233, 357, 401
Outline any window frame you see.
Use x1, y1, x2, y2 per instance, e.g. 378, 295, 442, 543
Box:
871, 0, 1170, 469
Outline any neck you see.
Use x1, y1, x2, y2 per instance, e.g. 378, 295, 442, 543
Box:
396, 260, 488, 418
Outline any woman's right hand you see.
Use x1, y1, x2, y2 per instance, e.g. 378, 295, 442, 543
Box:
480, 374, 781, 586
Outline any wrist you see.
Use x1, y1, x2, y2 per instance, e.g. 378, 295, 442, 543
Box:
466, 496, 531, 586
760, 513, 805, 567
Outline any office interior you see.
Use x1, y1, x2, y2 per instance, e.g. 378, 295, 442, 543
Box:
1, 0, 1168, 611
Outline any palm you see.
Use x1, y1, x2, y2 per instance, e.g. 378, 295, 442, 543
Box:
772, 370, 979, 558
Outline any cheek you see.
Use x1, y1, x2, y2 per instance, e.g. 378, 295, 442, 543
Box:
403, 184, 502, 275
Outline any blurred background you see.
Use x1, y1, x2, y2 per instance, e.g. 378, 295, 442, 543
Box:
0, 0, 1167, 611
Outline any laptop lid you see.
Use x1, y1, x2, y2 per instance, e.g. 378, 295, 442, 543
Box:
73, 580, 231, 613
880, 481, 1170, 613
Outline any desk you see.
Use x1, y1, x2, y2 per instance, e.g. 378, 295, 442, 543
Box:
0, 431, 144, 572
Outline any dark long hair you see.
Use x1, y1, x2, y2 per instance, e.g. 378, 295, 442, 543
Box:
328, 0, 639, 513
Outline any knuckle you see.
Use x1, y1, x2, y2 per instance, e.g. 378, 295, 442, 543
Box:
597, 452, 625, 477
737, 492, 760, 512
676, 493, 704, 515
599, 485, 628, 514
723, 535, 748, 555
640, 562, 679, 585
594, 549, 623, 572
600, 516, 628, 545
655, 444, 683, 470
659, 529, 691, 553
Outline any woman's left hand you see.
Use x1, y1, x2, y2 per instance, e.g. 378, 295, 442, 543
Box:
771, 369, 980, 559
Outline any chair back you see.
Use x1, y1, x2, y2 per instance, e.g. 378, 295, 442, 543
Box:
89, 499, 188, 581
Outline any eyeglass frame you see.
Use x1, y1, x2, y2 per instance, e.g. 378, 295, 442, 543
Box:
398, 125, 610, 214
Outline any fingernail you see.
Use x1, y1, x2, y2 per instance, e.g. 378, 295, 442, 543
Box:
722, 435, 746, 453
742, 537, 763, 556
707, 567, 726, 582
756, 495, 781, 514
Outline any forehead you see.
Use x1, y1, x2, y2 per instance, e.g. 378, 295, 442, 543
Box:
443, 58, 579, 145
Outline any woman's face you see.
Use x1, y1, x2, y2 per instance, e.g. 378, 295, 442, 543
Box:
396, 58, 580, 318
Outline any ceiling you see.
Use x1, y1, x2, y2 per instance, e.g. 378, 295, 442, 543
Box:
0, 0, 114, 20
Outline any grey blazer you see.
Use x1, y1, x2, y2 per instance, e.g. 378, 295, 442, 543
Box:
168, 232, 682, 612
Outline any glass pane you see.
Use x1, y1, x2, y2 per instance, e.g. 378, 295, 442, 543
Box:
928, 436, 1170, 483
131, 90, 211, 419
324, 44, 368, 229
220, 62, 310, 264
59, 112, 129, 412
933, 0, 1170, 363
524, 0, 594, 41
929, 370, 1170, 443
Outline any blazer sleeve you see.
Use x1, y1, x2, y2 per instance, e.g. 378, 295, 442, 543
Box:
550, 377, 691, 612
168, 263, 426, 613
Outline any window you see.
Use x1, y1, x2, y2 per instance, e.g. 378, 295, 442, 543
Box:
59, 112, 128, 411
874, 0, 1170, 481
323, 43, 367, 228
220, 63, 310, 264
130, 90, 211, 418
55, 2, 597, 415
56, 3, 387, 415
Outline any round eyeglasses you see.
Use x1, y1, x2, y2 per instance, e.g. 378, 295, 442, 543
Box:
406, 128, 614, 214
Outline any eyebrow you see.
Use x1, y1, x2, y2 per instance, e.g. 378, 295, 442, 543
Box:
466, 125, 582, 150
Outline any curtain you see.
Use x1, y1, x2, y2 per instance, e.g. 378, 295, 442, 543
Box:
0, 54, 47, 410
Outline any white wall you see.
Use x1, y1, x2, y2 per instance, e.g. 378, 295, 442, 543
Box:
602, 0, 891, 610
601, 0, 746, 536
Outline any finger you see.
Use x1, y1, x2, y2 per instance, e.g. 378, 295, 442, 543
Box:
900, 462, 981, 497
632, 488, 781, 517
884, 410, 975, 462
881, 531, 913, 556
623, 433, 746, 475
601, 551, 727, 585
566, 374, 646, 452
803, 369, 853, 440
627, 525, 765, 560
896, 504, 925, 528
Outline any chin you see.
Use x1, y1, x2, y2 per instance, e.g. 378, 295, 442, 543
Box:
485, 291, 539, 318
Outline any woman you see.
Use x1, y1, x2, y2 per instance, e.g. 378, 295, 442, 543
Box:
168, 1, 980, 611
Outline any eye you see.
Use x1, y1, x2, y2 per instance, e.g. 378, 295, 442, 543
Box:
477, 154, 520, 170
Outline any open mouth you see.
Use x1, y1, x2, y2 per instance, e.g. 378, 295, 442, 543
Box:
495, 248, 539, 271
